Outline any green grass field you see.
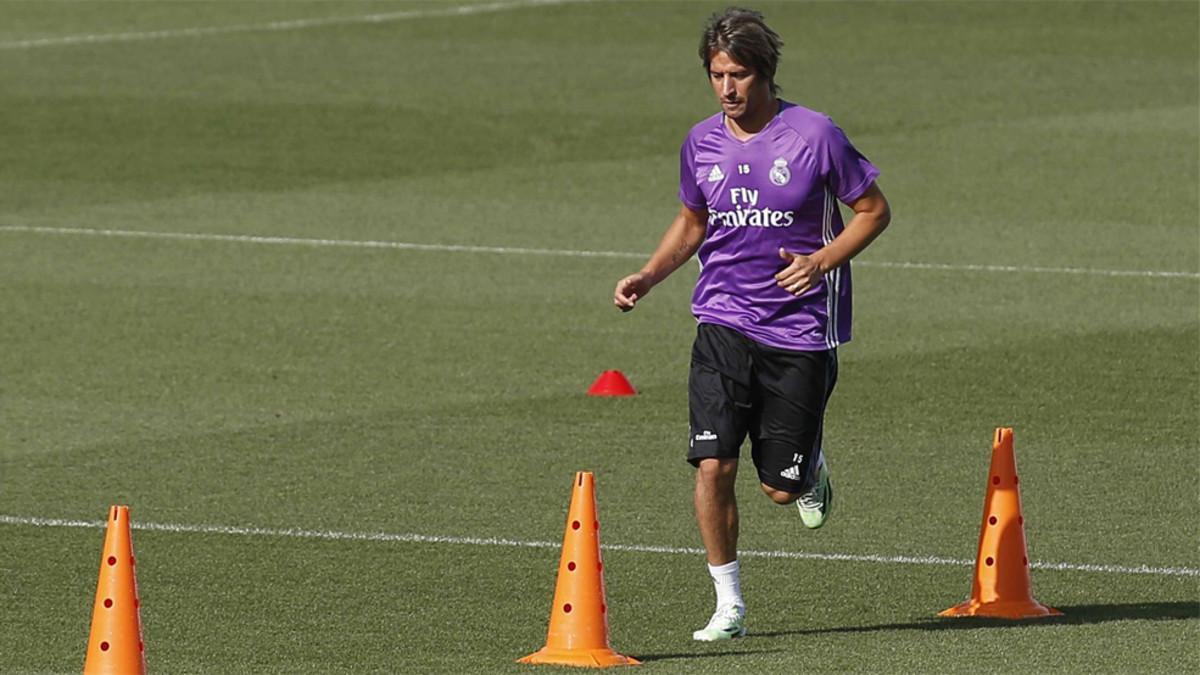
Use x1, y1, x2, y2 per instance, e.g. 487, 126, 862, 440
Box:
1, 1, 1197, 672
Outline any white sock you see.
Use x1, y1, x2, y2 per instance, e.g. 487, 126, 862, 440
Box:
707, 559, 744, 611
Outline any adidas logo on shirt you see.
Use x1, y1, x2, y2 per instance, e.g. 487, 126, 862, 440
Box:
707, 165, 725, 183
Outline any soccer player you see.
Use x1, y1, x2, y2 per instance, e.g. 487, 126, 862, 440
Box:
613, 7, 891, 641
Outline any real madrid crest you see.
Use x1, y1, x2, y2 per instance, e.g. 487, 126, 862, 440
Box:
769, 157, 790, 186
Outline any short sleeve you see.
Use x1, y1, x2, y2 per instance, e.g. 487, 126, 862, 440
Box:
678, 136, 706, 211
821, 118, 880, 204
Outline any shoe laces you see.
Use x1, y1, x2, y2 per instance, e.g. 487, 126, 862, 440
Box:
706, 604, 744, 629
798, 467, 827, 510
798, 479, 827, 509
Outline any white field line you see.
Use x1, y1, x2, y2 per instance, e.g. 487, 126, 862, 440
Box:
0, 224, 638, 259
0, 0, 587, 50
2, 224, 1198, 280
1, 514, 1196, 578
858, 259, 1199, 280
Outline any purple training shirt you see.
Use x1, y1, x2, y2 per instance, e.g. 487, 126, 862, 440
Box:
679, 101, 879, 351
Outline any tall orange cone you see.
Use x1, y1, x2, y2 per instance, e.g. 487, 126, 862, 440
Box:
940, 428, 1062, 619
84, 505, 147, 674
519, 472, 640, 668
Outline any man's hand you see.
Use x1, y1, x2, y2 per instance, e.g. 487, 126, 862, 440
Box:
775, 248, 823, 296
614, 272, 652, 312
613, 205, 706, 313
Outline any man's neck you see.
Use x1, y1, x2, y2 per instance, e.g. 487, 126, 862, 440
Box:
725, 97, 780, 140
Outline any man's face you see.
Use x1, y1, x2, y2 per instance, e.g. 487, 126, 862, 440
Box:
708, 50, 770, 121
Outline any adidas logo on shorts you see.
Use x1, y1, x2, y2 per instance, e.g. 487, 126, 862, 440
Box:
780, 464, 802, 481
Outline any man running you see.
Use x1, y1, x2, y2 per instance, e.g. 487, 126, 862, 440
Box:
613, 7, 891, 641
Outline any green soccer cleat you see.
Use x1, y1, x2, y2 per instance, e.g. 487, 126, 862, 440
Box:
692, 604, 747, 642
796, 460, 832, 529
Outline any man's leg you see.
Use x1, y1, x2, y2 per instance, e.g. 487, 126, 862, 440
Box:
760, 482, 799, 505
691, 457, 748, 640
688, 324, 754, 640
748, 347, 837, 526
694, 457, 739, 565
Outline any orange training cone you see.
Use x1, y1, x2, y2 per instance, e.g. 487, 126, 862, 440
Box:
587, 371, 636, 397
84, 505, 147, 675
940, 428, 1062, 619
519, 472, 639, 668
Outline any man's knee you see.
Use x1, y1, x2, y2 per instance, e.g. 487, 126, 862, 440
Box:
760, 483, 798, 505
696, 457, 738, 488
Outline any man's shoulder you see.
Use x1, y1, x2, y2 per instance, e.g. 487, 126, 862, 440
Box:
777, 101, 840, 143
684, 112, 725, 145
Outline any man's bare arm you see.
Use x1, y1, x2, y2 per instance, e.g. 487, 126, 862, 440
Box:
614, 204, 708, 311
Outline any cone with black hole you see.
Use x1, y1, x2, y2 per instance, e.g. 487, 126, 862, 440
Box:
83, 505, 147, 674
519, 472, 639, 668
940, 428, 1062, 619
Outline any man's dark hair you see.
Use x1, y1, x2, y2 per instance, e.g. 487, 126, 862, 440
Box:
699, 7, 784, 95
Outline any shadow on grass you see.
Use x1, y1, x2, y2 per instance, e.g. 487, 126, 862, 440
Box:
636, 648, 785, 663
754, 601, 1199, 638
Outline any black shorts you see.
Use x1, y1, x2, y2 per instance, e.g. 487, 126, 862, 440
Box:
687, 322, 838, 494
